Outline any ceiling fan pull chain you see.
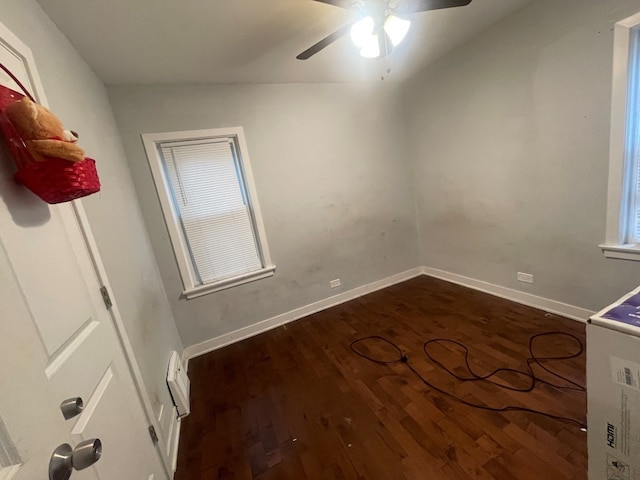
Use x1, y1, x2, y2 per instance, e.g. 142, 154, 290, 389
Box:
381, 33, 392, 80
386, 44, 392, 75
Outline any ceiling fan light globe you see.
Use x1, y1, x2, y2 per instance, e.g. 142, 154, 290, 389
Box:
359, 34, 380, 58
350, 16, 375, 48
384, 15, 410, 46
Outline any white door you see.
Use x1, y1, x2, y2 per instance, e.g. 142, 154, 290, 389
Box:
0, 24, 167, 480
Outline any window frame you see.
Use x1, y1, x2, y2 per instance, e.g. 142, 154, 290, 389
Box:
142, 127, 275, 299
601, 11, 640, 261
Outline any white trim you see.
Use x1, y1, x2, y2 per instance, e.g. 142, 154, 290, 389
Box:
169, 417, 181, 473
599, 243, 640, 261
234, 128, 273, 268
142, 127, 275, 297
142, 132, 196, 288
183, 266, 594, 365
156, 404, 164, 425
165, 410, 175, 457
183, 267, 424, 361
603, 12, 640, 250
73, 201, 173, 479
181, 349, 190, 374
422, 267, 594, 322
165, 410, 181, 472
618, 11, 640, 29
0, 22, 49, 107
183, 265, 276, 299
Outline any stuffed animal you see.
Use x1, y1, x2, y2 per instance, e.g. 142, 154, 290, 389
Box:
5, 97, 85, 162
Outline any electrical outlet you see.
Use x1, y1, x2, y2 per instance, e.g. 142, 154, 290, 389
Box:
517, 272, 534, 284
330, 278, 341, 288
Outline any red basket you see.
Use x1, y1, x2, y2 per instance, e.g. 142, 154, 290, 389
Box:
0, 63, 100, 204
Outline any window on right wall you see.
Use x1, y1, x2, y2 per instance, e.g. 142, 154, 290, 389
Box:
602, 12, 640, 261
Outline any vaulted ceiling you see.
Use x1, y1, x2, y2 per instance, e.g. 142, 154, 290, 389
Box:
37, 0, 529, 84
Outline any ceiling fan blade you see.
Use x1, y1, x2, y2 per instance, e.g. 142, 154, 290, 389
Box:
296, 23, 353, 60
393, 0, 471, 15
312, 0, 358, 10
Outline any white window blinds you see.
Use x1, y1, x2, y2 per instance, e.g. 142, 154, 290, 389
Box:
628, 30, 640, 244
159, 137, 263, 284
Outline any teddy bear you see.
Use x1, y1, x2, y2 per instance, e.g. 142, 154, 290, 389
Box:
5, 97, 85, 163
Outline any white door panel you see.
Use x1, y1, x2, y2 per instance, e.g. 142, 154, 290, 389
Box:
70, 363, 152, 479
0, 21, 166, 480
0, 202, 98, 358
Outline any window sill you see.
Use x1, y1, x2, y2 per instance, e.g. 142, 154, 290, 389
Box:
599, 243, 640, 261
182, 266, 276, 299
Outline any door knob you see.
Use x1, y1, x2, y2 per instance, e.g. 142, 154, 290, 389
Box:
49, 438, 102, 480
59, 397, 84, 420
71, 438, 102, 470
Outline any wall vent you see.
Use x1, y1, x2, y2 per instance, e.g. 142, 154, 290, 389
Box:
167, 351, 190, 418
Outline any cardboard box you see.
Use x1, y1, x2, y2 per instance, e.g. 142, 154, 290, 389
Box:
588, 289, 640, 480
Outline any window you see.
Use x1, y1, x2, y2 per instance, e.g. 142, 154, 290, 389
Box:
143, 127, 275, 298
602, 12, 640, 261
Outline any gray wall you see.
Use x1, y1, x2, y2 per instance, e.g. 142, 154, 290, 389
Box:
403, 0, 640, 311
1, 0, 183, 437
108, 83, 419, 347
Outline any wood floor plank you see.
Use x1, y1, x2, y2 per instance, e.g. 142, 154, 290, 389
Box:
175, 276, 587, 479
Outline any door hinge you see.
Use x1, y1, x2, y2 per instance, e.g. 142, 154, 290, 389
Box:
148, 425, 159, 445
100, 286, 112, 310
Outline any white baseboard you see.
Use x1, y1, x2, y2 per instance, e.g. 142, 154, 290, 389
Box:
183, 265, 594, 366
183, 267, 424, 363
422, 267, 595, 322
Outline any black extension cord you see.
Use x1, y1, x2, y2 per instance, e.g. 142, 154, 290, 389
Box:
350, 332, 587, 430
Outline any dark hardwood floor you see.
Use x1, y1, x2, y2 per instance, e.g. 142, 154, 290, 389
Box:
176, 276, 587, 479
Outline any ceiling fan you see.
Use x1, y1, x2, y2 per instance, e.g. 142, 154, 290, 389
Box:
296, 0, 472, 60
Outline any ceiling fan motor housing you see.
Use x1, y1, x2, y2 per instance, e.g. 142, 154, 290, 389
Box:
296, 0, 473, 60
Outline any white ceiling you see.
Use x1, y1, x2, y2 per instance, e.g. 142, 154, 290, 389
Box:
36, 0, 529, 85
